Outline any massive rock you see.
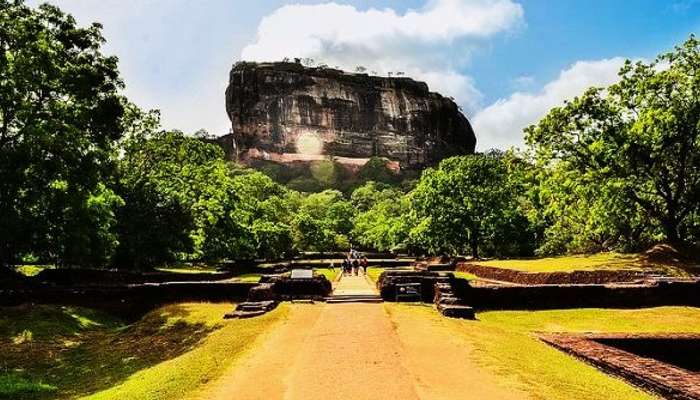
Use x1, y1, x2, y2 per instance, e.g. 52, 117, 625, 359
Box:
221, 61, 476, 170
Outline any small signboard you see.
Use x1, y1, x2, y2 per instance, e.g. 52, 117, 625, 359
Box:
290, 269, 313, 279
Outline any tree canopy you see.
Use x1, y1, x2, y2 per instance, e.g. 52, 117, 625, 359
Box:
3, 0, 700, 269
526, 36, 700, 249
0, 1, 125, 266
408, 154, 530, 258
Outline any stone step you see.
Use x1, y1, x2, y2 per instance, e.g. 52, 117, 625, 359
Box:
329, 294, 381, 299
224, 310, 266, 319
325, 295, 383, 303
437, 304, 475, 319
224, 300, 278, 319
236, 300, 277, 311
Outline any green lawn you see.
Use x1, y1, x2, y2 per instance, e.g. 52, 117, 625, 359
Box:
0, 303, 287, 400
158, 265, 264, 282
472, 252, 692, 276
233, 273, 263, 282
387, 305, 700, 400
366, 267, 385, 283
13, 265, 52, 277
156, 266, 222, 274
453, 271, 478, 280
314, 267, 340, 281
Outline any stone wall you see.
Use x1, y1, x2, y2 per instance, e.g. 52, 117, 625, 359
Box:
0, 282, 256, 319
540, 333, 700, 399
256, 275, 332, 300
376, 270, 452, 302
450, 278, 700, 310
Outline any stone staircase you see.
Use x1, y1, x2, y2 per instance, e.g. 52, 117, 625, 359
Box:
326, 275, 383, 304
434, 282, 475, 319
325, 293, 383, 303
224, 300, 278, 319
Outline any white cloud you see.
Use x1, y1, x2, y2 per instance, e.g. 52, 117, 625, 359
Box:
241, 0, 524, 113
511, 75, 535, 90
472, 58, 627, 150
26, 0, 257, 136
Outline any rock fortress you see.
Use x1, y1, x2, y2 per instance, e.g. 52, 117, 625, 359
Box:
215, 61, 477, 173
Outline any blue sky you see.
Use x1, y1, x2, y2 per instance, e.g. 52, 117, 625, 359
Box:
29, 0, 700, 149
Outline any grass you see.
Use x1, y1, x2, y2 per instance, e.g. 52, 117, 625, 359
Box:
387, 305, 700, 399
365, 267, 385, 283
155, 267, 221, 274
0, 374, 57, 398
453, 271, 478, 280
314, 267, 340, 281
211, 267, 338, 283
84, 305, 287, 400
472, 252, 691, 275
234, 273, 263, 283
0, 302, 287, 400
12, 265, 52, 277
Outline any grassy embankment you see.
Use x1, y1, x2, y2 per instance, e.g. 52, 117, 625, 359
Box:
471, 251, 696, 276
361, 252, 693, 281
0, 302, 287, 400
366, 267, 385, 284
313, 268, 340, 282
13, 264, 261, 282
365, 266, 477, 282
387, 304, 700, 400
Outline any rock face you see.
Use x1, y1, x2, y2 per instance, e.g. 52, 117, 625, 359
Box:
222, 61, 476, 169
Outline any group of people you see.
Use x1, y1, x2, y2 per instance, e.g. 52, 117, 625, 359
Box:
340, 249, 368, 276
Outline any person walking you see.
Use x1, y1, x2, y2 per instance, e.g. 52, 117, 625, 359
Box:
360, 257, 368, 275
352, 258, 359, 276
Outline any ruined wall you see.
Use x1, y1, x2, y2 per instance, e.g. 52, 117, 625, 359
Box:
450, 279, 700, 310
223, 62, 476, 169
1, 282, 256, 319
456, 263, 647, 285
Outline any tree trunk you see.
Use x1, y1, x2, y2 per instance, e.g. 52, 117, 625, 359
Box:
662, 218, 682, 246
470, 231, 479, 260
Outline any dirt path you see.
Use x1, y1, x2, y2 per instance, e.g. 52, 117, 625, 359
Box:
198, 275, 527, 399
331, 273, 376, 295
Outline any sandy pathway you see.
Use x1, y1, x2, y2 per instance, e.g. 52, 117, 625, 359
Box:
199, 275, 527, 399
387, 304, 530, 399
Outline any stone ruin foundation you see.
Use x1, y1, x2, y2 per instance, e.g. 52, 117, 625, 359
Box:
540, 333, 700, 400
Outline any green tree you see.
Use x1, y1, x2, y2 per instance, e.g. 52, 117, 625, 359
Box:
356, 157, 398, 185
115, 130, 236, 268
350, 181, 395, 212
0, 1, 125, 266
351, 181, 410, 252
408, 154, 526, 258
228, 170, 298, 260
292, 190, 353, 252
526, 36, 700, 246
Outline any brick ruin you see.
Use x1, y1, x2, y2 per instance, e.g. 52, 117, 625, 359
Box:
540, 333, 700, 400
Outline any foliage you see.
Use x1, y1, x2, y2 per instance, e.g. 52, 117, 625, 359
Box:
408, 154, 533, 258
5, 0, 700, 268
356, 157, 399, 185
351, 182, 411, 252
229, 170, 297, 259
291, 190, 353, 251
526, 36, 700, 248
115, 130, 230, 268
0, 1, 125, 266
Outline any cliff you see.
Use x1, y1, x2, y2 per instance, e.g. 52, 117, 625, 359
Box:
221, 61, 476, 170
